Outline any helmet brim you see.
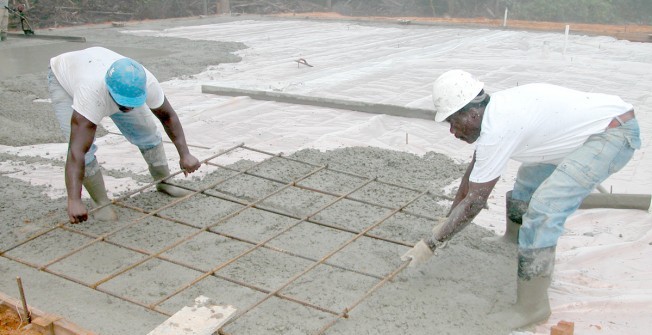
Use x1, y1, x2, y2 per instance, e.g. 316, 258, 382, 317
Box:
108, 88, 146, 108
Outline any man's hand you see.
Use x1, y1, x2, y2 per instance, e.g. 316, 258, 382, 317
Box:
400, 240, 435, 267
67, 199, 88, 224
179, 154, 201, 177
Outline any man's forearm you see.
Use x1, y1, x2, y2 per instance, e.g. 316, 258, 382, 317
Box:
65, 151, 85, 201
431, 197, 485, 245
153, 99, 191, 157
162, 118, 191, 157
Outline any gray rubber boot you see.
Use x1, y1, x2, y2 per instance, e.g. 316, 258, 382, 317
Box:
82, 160, 118, 221
485, 191, 526, 244
491, 246, 555, 330
141, 143, 192, 197
0, 32, 6, 41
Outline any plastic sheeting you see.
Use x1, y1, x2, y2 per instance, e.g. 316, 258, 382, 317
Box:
2, 19, 651, 334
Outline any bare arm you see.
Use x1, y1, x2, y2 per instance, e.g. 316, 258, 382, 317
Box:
427, 153, 499, 247
150, 96, 200, 175
448, 153, 476, 213
66, 111, 97, 223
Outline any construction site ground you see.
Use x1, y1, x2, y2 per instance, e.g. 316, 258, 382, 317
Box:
0, 13, 651, 335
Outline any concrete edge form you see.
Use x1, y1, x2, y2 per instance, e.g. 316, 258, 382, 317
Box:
201, 85, 436, 120
0, 291, 97, 335
6, 32, 86, 42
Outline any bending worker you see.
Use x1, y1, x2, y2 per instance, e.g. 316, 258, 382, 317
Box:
48, 47, 201, 224
401, 70, 640, 329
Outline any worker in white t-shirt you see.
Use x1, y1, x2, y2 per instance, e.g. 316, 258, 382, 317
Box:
48, 47, 201, 224
401, 70, 640, 329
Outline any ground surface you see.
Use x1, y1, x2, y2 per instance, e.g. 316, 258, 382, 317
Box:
0, 13, 650, 335
0, 307, 42, 335
275, 12, 652, 43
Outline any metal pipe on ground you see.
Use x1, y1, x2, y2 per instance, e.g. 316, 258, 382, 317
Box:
580, 193, 652, 212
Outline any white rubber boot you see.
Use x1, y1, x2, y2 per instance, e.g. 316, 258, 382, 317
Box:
141, 143, 192, 197
82, 161, 118, 221
491, 246, 555, 329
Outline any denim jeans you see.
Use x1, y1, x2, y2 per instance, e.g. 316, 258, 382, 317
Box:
47, 69, 162, 167
512, 118, 641, 250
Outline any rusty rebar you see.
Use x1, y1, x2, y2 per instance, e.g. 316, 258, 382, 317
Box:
149, 175, 374, 309
206, 160, 446, 222
221, 189, 429, 329
38, 145, 263, 273
314, 261, 411, 334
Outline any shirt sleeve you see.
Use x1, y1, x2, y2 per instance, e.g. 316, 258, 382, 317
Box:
144, 68, 165, 109
469, 129, 518, 183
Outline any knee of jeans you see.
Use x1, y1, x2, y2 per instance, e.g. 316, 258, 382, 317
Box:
556, 160, 600, 190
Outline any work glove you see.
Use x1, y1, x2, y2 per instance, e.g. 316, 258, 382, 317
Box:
400, 240, 434, 267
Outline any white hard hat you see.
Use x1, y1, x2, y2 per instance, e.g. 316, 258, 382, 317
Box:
432, 70, 484, 122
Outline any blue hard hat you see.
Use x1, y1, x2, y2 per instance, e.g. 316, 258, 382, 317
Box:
105, 58, 147, 108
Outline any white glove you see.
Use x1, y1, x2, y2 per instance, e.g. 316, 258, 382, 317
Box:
400, 240, 434, 267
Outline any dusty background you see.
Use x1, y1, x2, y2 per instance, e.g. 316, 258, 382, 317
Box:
0, 15, 520, 335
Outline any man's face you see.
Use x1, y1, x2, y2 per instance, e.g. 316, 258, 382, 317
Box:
446, 108, 482, 144
109, 93, 135, 113
117, 104, 134, 113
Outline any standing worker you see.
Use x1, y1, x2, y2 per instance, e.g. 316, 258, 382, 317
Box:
0, 0, 10, 41
48, 47, 202, 224
401, 70, 640, 329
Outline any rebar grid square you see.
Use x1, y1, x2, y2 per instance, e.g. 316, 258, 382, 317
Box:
265, 221, 355, 260
161, 232, 252, 271
3, 229, 94, 267
156, 194, 246, 229
47, 242, 147, 285
222, 296, 332, 335
2, 144, 441, 334
283, 264, 379, 312
98, 258, 204, 306
218, 248, 315, 290
210, 207, 299, 242
105, 216, 200, 253
156, 274, 267, 316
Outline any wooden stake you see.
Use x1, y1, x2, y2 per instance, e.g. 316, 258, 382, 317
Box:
16, 277, 32, 323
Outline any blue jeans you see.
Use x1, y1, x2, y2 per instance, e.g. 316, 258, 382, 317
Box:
512, 118, 641, 250
47, 69, 162, 167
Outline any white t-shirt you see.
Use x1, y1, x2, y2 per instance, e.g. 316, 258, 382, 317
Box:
470, 83, 633, 183
49, 47, 165, 125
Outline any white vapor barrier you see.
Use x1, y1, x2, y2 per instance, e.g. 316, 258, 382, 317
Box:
3, 19, 651, 335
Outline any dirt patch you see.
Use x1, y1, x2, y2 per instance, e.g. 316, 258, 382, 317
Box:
276, 12, 652, 43
0, 307, 42, 335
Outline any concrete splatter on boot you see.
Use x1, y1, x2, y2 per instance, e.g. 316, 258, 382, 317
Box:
490, 246, 555, 330
141, 143, 192, 197
484, 191, 527, 244
82, 160, 118, 221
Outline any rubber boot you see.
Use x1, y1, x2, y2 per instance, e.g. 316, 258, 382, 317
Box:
491, 246, 555, 330
484, 191, 526, 244
0, 32, 7, 41
82, 161, 118, 221
141, 143, 192, 197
